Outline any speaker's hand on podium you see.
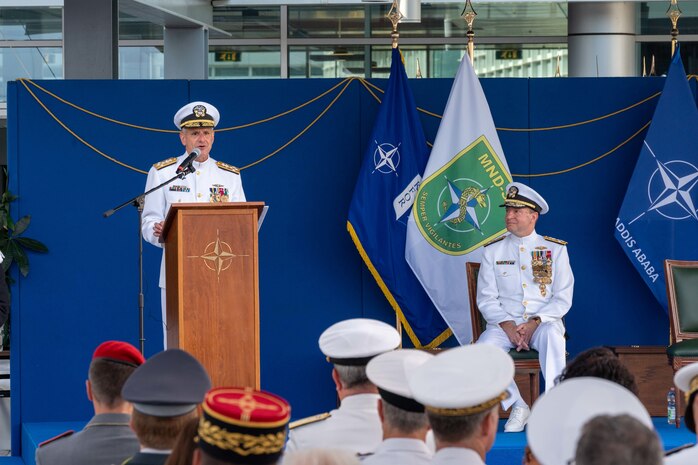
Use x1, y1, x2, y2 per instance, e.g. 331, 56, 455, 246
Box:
153, 221, 164, 237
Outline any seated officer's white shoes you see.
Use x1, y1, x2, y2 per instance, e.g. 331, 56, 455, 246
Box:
504, 405, 530, 433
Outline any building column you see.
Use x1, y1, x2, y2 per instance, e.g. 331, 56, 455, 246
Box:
568, 2, 636, 77
63, 0, 118, 79
164, 28, 209, 79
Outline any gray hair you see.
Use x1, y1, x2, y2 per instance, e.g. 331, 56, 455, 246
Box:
575, 414, 663, 465
334, 364, 372, 389
382, 401, 429, 433
282, 448, 360, 465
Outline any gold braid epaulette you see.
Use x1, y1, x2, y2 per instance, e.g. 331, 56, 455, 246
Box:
217, 161, 240, 174
288, 413, 331, 430
544, 236, 568, 246
153, 157, 177, 170
484, 236, 506, 247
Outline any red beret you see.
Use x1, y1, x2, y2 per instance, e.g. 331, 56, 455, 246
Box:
93, 341, 144, 367
198, 387, 290, 464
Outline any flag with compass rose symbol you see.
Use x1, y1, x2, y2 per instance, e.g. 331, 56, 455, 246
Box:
615, 45, 698, 311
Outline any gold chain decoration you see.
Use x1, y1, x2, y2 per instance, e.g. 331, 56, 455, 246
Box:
513, 120, 651, 178
198, 420, 286, 456
18, 79, 149, 174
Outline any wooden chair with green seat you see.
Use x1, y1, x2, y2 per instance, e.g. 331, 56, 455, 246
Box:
466, 262, 541, 407
664, 259, 698, 428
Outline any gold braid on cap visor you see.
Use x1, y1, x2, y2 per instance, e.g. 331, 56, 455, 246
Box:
426, 391, 508, 416
504, 199, 538, 210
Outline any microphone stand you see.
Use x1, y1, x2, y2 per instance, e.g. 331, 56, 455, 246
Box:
103, 164, 196, 354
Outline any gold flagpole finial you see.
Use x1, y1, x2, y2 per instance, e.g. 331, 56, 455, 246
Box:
416, 57, 423, 78
650, 54, 656, 76
388, 0, 403, 49
461, 0, 477, 65
666, 0, 682, 57
555, 53, 561, 77
642, 55, 647, 77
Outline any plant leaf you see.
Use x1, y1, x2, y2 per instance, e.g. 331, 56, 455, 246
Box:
12, 215, 30, 236
15, 237, 48, 253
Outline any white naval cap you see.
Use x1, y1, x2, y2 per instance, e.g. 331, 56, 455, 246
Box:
408, 344, 514, 415
174, 101, 220, 129
526, 377, 652, 465
674, 362, 698, 432
500, 182, 549, 215
319, 318, 401, 365
366, 349, 434, 412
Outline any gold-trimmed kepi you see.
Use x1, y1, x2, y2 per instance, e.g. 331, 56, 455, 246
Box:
174, 101, 220, 129
198, 387, 291, 465
407, 344, 514, 416
500, 181, 549, 215
674, 362, 698, 433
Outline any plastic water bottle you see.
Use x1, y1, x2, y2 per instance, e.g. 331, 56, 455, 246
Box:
668, 387, 677, 424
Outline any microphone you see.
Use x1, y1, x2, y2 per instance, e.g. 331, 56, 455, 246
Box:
176, 148, 201, 174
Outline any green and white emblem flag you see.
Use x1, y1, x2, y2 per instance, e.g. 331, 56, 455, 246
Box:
405, 54, 512, 344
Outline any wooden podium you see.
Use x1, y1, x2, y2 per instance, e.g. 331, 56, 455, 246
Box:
161, 202, 264, 389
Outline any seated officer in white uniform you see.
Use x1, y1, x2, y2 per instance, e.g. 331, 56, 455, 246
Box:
285, 318, 401, 455
141, 101, 246, 345
362, 349, 434, 465
666, 363, 698, 464
476, 182, 574, 432
408, 344, 514, 465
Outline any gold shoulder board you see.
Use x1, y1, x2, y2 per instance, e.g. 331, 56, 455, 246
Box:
153, 157, 177, 170
289, 413, 331, 430
216, 161, 240, 175
544, 236, 568, 246
38, 430, 74, 447
484, 236, 506, 247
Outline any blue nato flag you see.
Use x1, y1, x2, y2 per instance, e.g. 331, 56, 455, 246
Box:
347, 47, 450, 347
615, 45, 698, 311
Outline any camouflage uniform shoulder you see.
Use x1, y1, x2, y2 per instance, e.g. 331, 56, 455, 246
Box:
289, 413, 331, 430
38, 430, 74, 448
484, 236, 506, 247
216, 161, 240, 175
152, 157, 177, 170
543, 236, 568, 246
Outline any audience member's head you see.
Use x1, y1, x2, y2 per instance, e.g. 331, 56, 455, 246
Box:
674, 362, 698, 434
574, 414, 663, 465
409, 344, 514, 459
556, 346, 638, 395
122, 349, 211, 450
194, 387, 290, 465
281, 449, 360, 465
88, 340, 145, 411
366, 349, 433, 439
527, 377, 652, 465
319, 319, 401, 399
163, 416, 200, 465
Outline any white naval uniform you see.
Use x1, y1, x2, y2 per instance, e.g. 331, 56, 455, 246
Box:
141, 152, 246, 341
476, 230, 573, 408
361, 438, 432, 465
285, 394, 382, 455
431, 448, 486, 465
665, 444, 698, 464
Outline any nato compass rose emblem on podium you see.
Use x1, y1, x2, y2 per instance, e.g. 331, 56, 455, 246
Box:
372, 141, 401, 175
629, 141, 698, 225
188, 229, 248, 281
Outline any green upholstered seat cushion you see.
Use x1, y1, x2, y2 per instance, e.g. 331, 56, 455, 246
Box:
509, 349, 540, 360
672, 266, 698, 333
667, 339, 698, 357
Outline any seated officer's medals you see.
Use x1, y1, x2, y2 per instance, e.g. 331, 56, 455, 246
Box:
531, 247, 552, 297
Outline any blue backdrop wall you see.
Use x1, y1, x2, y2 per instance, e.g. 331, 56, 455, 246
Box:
6, 75, 672, 454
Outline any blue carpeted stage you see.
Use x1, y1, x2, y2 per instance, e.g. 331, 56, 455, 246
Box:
12, 418, 695, 465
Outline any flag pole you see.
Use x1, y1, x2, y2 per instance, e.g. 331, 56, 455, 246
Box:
462, 0, 477, 65
387, 0, 403, 49
667, 0, 682, 57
